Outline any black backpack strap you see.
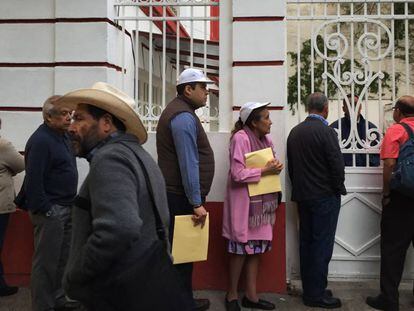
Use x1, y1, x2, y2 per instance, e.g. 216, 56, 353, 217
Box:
400, 122, 414, 140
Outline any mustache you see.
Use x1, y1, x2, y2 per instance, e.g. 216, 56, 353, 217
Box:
68, 133, 80, 142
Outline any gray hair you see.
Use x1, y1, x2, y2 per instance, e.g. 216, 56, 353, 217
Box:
306, 92, 328, 112
42, 95, 62, 121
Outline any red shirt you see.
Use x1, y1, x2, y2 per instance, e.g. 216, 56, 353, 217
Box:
381, 117, 414, 159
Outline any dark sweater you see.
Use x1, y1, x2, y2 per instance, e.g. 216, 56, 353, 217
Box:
24, 123, 78, 212
287, 117, 346, 202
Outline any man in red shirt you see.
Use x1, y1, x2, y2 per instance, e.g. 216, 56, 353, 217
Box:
366, 96, 414, 311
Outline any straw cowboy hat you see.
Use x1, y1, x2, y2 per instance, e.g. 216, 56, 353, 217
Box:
56, 82, 147, 144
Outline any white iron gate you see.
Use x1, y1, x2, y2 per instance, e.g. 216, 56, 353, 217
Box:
114, 0, 220, 132
287, 0, 414, 278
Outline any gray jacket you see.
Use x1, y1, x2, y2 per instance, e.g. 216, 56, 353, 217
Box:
0, 137, 24, 214
63, 133, 170, 302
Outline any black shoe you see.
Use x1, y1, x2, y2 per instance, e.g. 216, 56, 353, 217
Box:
302, 290, 332, 298
366, 295, 398, 311
0, 285, 18, 296
241, 296, 275, 310
366, 296, 387, 310
193, 298, 210, 311
225, 297, 241, 311
303, 296, 342, 309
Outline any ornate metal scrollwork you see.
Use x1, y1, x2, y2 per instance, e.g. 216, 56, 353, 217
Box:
313, 18, 393, 151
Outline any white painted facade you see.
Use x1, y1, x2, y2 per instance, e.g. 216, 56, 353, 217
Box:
1, 0, 413, 286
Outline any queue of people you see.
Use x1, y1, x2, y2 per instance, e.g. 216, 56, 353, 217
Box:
0, 68, 413, 311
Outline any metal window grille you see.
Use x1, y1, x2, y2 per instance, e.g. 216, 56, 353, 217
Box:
114, 0, 220, 132
287, 0, 414, 168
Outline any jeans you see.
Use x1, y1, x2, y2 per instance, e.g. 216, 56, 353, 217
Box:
30, 204, 72, 311
298, 195, 341, 300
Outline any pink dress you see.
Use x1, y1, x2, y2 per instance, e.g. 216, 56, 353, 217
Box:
222, 130, 275, 249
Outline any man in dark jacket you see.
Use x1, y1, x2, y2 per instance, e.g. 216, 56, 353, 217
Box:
57, 82, 190, 311
287, 92, 346, 309
21, 96, 78, 311
156, 68, 215, 311
330, 94, 380, 167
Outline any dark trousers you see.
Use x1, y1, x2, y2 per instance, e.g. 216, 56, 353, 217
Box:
30, 205, 72, 311
380, 192, 414, 309
167, 192, 196, 305
0, 213, 10, 287
298, 195, 341, 300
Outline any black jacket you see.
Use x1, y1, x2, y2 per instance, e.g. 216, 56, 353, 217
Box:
18, 123, 77, 213
330, 116, 380, 167
287, 117, 346, 202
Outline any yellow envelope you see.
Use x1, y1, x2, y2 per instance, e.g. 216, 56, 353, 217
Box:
245, 147, 281, 196
172, 214, 209, 265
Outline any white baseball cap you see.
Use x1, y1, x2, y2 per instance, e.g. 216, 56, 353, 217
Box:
177, 68, 214, 86
240, 102, 270, 124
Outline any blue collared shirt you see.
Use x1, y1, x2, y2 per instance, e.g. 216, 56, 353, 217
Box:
308, 113, 329, 126
170, 112, 202, 206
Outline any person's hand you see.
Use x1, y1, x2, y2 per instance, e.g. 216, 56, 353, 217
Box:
274, 159, 284, 174
192, 205, 208, 228
262, 159, 284, 175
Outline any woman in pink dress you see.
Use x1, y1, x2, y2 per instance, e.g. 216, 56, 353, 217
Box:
222, 102, 283, 311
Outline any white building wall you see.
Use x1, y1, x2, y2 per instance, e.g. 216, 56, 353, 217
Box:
0, 0, 131, 191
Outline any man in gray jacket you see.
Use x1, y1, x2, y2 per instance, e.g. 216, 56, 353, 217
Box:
56, 82, 190, 311
0, 117, 24, 296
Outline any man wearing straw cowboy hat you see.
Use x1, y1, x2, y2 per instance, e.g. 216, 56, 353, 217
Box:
55, 82, 191, 310
156, 68, 215, 311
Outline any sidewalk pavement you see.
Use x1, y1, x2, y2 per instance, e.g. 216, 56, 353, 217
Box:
0, 280, 412, 310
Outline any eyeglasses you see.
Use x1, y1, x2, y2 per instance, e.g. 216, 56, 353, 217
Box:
56, 110, 73, 117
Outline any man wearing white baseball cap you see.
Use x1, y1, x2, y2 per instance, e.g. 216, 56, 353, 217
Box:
156, 68, 215, 311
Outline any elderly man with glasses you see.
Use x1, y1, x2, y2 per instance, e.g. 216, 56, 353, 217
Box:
16, 96, 78, 311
